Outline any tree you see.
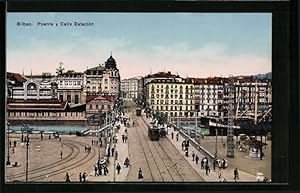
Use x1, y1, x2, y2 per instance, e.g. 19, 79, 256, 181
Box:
56, 62, 65, 76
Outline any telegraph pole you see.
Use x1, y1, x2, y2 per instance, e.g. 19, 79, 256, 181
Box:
6, 122, 11, 165
25, 132, 29, 182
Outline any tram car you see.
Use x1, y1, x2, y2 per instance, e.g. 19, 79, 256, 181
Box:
148, 125, 160, 141
136, 108, 142, 116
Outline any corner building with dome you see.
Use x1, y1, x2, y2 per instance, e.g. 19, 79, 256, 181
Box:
81, 55, 121, 102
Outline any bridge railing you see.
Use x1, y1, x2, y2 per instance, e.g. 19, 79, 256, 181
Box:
169, 122, 215, 162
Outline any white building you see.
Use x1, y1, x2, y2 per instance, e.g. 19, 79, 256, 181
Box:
146, 72, 195, 118
57, 70, 84, 106
192, 77, 225, 117
121, 76, 142, 99
82, 55, 120, 101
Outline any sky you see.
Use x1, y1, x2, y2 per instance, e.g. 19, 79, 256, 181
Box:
7, 13, 272, 79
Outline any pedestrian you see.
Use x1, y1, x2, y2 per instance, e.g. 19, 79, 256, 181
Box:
116, 163, 121, 175
104, 167, 109, 175
213, 159, 216, 171
185, 149, 189, 157
205, 165, 210, 175
192, 151, 195, 161
125, 128, 127, 133
65, 172, 70, 182
195, 155, 199, 164
201, 159, 204, 169
138, 168, 143, 179
60, 150, 63, 159
100, 140, 103, 148
115, 151, 118, 160
132, 121, 135, 127
223, 142, 225, 148
111, 147, 115, 157
124, 134, 128, 143
181, 141, 185, 151
79, 172, 82, 182
218, 168, 222, 179
171, 132, 174, 139
186, 139, 189, 147
94, 165, 98, 176
222, 159, 226, 169
49, 134, 51, 139
124, 157, 130, 167
14, 140, 17, 147
12, 147, 14, 154
234, 168, 239, 180
82, 172, 86, 182
92, 140, 94, 145
122, 134, 125, 143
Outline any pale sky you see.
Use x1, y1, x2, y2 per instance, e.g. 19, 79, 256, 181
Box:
7, 13, 272, 79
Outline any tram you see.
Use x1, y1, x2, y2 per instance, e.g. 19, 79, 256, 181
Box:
136, 108, 142, 116
148, 125, 160, 141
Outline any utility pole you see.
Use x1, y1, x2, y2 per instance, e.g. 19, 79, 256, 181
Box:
25, 132, 29, 182
215, 128, 218, 158
6, 122, 10, 165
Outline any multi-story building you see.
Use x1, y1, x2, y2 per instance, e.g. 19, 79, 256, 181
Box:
229, 77, 272, 116
7, 72, 58, 100
146, 73, 195, 118
57, 70, 83, 106
86, 95, 115, 116
191, 77, 225, 118
82, 55, 120, 102
121, 76, 142, 99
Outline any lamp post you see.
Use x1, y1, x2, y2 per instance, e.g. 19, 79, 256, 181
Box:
25, 131, 29, 182
6, 122, 11, 166
215, 128, 218, 159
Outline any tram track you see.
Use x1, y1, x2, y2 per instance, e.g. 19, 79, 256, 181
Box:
7, 139, 97, 182
138, 116, 185, 181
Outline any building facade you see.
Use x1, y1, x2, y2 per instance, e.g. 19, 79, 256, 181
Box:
57, 70, 84, 106
121, 76, 142, 99
86, 95, 115, 116
82, 55, 120, 102
146, 75, 195, 118
7, 72, 58, 100
192, 77, 225, 118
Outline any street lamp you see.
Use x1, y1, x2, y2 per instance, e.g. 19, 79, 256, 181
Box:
6, 121, 11, 166
25, 131, 30, 182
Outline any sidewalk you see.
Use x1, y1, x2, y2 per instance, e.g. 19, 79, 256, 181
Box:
142, 114, 256, 182
88, 121, 129, 182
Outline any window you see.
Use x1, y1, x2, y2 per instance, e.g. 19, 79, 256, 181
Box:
151, 100, 154, 104
75, 95, 79, 104
67, 95, 71, 103
90, 104, 92, 109
161, 106, 163, 110
165, 106, 168, 111
96, 105, 98, 109
59, 95, 63, 101
102, 105, 104, 109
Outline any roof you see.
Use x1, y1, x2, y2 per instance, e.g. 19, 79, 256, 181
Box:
86, 95, 116, 103
145, 71, 180, 79
7, 72, 27, 83
86, 66, 106, 72
7, 100, 68, 111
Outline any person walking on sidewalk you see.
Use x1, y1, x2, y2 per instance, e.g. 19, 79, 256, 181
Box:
79, 172, 82, 182
64, 172, 70, 182
124, 157, 130, 167
201, 159, 204, 169
116, 163, 121, 175
171, 132, 174, 139
138, 168, 143, 179
111, 147, 115, 157
192, 151, 195, 161
60, 150, 63, 159
82, 172, 86, 182
218, 168, 222, 179
195, 155, 199, 164
234, 168, 239, 181
94, 165, 98, 176
213, 159, 217, 171
176, 133, 179, 141
115, 151, 118, 160
205, 165, 210, 175
181, 141, 185, 151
